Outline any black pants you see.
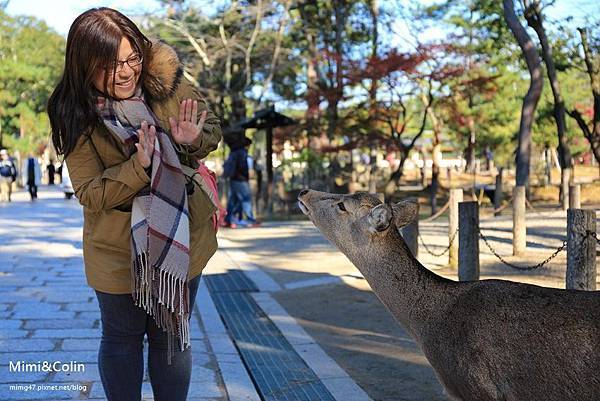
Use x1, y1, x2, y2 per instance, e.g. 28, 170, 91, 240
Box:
94, 275, 201, 401
27, 180, 37, 200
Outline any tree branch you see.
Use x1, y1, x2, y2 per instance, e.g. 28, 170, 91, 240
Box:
257, 0, 292, 104
245, 0, 264, 88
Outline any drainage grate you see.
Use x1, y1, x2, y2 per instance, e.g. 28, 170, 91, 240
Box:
204, 273, 336, 401
205, 269, 258, 293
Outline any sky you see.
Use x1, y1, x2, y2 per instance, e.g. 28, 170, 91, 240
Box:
4, 0, 223, 36
5, 0, 598, 38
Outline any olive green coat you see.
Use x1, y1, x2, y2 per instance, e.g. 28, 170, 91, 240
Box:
67, 41, 222, 294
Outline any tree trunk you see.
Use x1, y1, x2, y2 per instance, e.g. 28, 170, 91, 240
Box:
298, 4, 323, 142
524, 0, 572, 202
424, 93, 443, 216
430, 162, 439, 215
368, 0, 378, 117
569, 109, 600, 166
465, 118, 476, 173
385, 151, 409, 195
503, 0, 544, 187
325, 1, 346, 142
524, 1, 572, 170
567, 28, 600, 167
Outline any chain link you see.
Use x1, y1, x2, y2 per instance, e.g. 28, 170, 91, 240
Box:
418, 224, 596, 268
418, 228, 458, 257
478, 228, 566, 271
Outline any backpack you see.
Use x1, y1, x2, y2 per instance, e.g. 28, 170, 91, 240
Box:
0, 163, 13, 178
196, 162, 227, 231
181, 162, 227, 232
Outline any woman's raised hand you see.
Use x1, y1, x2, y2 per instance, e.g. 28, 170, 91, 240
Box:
135, 120, 156, 168
169, 99, 207, 145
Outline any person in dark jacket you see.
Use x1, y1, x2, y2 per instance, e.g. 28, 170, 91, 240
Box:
47, 159, 56, 185
223, 137, 258, 227
0, 149, 17, 202
22, 153, 41, 201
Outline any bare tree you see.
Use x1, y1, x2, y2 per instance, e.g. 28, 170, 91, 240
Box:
157, 1, 293, 127
503, 0, 544, 187
567, 27, 600, 173
382, 74, 434, 194
523, 0, 573, 194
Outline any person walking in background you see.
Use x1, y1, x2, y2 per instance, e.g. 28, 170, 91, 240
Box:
22, 153, 41, 201
47, 159, 56, 185
223, 137, 259, 227
0, 149, 17, 202
46, 8, 222, 401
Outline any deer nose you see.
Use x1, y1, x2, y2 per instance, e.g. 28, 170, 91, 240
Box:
298, 189, 309, 198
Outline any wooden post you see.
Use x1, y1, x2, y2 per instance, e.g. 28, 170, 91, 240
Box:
449, 188, 463, 269
430, 165, 439, 215
368, 178, 377, 194
266, 126, 274, 215
561, 167, 571, 211
513, 186, 526, 256
458, 201, 479, 281
543, 147, 552, 186
402, 198, 419, 258
368, 150, 378, 193
494, 167, 504, 217
420, 149, 428, 188
566, 209, 596, 291
569, 184, 581, 209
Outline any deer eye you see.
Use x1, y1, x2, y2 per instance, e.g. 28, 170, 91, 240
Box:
337, 202, 347, 212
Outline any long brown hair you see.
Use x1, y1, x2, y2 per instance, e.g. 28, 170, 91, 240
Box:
48, 7, 152, 157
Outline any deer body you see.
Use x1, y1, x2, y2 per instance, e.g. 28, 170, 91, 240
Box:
298, 189, 600, 401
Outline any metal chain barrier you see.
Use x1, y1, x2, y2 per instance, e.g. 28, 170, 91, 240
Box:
587, 230, 600, 247
478, 227, 567, 271
418, 228, 458, 257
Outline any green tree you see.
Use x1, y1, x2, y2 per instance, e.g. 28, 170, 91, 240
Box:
423, 0, 524, 168
0, 10, 65, 153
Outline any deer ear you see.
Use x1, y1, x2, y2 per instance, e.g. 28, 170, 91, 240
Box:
391, 200, 419, 228
367, 204, 393, 232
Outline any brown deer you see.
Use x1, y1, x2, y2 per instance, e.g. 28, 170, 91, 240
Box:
297, 189, 600, 401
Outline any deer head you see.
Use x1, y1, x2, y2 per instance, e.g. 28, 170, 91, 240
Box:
297, 189, 418, 260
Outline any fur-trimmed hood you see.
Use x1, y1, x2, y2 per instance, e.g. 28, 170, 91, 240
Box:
143, 40, 183, 101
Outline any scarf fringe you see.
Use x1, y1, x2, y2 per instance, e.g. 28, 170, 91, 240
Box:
131, 251, 191, 365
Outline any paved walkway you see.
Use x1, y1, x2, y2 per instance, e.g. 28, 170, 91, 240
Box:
0, 186, 368, 401
0, 187, 234, 401
3, 186, 596, 401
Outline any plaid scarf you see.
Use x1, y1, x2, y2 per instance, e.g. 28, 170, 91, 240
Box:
96, 87, 191, 365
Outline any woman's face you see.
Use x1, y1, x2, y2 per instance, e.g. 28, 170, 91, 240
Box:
93, 37, 142, 100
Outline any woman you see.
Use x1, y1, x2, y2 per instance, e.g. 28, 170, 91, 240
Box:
47, 7, 222, 401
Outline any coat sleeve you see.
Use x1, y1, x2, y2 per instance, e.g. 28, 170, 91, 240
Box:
173, 81, 222, 160
66, 134, 151, 212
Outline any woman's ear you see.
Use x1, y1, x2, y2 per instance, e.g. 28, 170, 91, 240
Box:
367, 204, 393, 232
391, 200, 418, 228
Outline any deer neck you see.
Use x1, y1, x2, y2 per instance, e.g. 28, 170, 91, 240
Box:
349, 227, 451, 336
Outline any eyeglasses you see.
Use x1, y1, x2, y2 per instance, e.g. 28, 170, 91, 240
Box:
108, 54, 143, 73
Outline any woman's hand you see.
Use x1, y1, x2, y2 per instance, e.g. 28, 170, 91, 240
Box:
169, 99, 208, 145
135, 121, 156, 169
